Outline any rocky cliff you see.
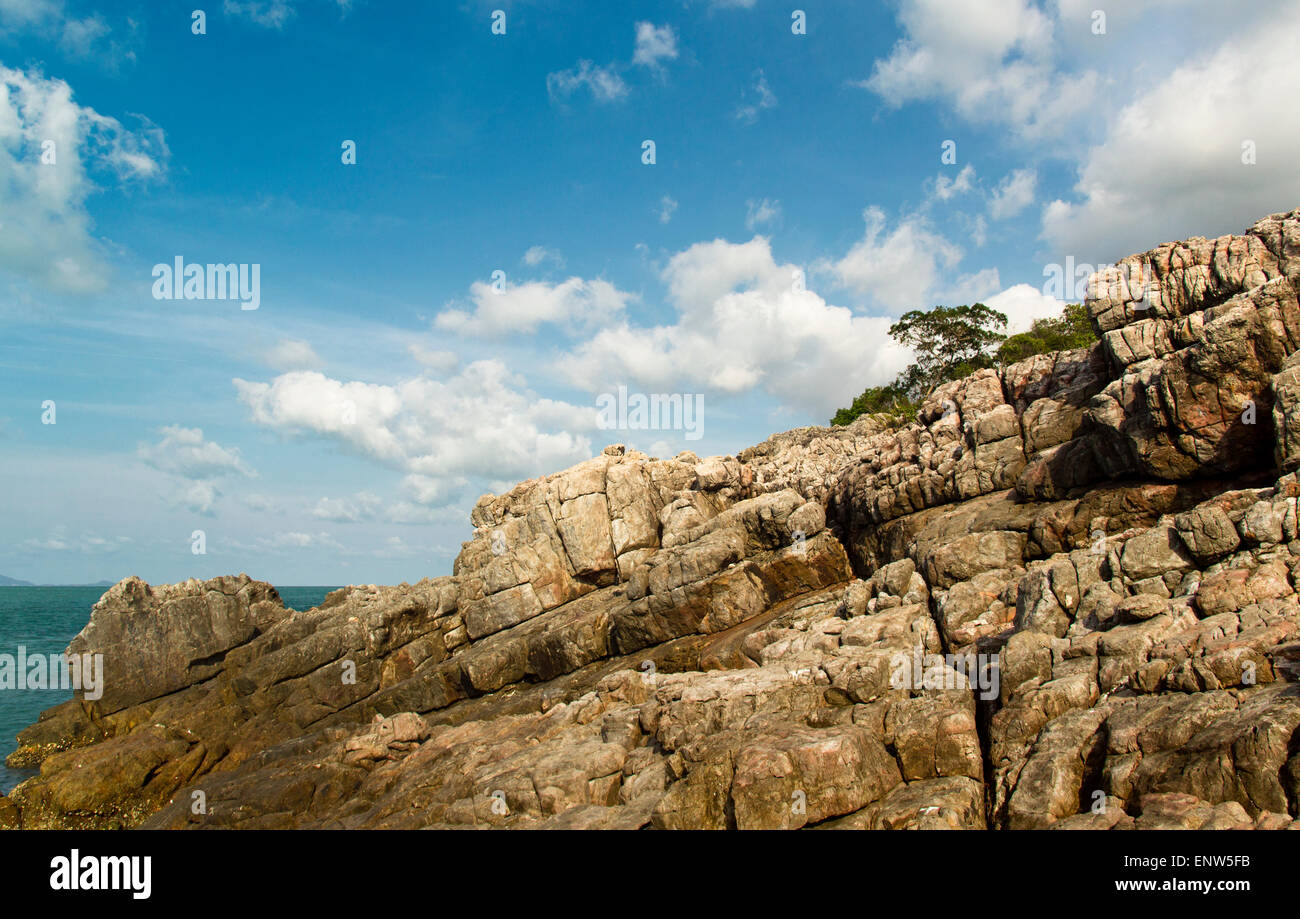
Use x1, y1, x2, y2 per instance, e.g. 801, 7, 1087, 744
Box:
5, 209, 1300, 830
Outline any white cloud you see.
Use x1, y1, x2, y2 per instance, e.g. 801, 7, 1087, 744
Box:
0, 1, 134, 65
563, 236, 913, 417
401, 473, 458, 506
1053, 0, 1202, 24
435, 276, 632, 337
408, 344, 459, 374
523, 245, 563, 267
242, 492, 281, 512
857, 0, 1097, 140
1041, 6, 1300, 258
945, 267, 1003, 306
547, 60, 628, 104
172, 480, 220, 515
549, 20, 679, 105
308, 488, 460, 525
58, 13, 110, 56
735, 69, 777, 124
828, 207, 994, 312
989, 168, 1037, 219
0, 65, 167, 292
984, 282, 1066, 333
311, 491, 383, 522
263, 338, 322, 370
745, 198, 781, 230
223, 0, 294, 28
0, 0, 59, 29
138, 425, 256, 480
392, 504, 450, 525
259, 531, 343, 551
138, 425, 256, 514
633, 22, 678, 69
929, 164, 976, 202
658, 195, 678, 224
21, 527, 131, 553
234, 360, 596, 491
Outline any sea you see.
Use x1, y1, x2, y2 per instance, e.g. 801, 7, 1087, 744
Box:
0, 585, 339, 793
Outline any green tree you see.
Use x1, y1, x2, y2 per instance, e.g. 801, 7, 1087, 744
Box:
829, 383, 917, 427
995, 302, 1096, 363
888, 303, 1008, 401
831, 301, 1100, 426
830, 302, 1007, 426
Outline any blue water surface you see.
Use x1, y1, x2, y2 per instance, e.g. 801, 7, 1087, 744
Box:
0, 585, 339, 793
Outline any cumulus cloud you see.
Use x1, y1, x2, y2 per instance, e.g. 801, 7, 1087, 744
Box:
172, 480, 220, 515
984, 282, 1067, 333
242, 492, 281, 512
856, 0, 1097, 140
546, 60, 628, 104
311, 491, 383, 523
0, 0, 135, 65
311, 489, 457, 525
139, 425, 256, 480
57, 13, 112, 57
828, 207, 996, 312
945, 267, 1003, 306
0, 65, 168, 292
256, 531, 343, 551
929, 165, 976, 202
435, 276, 632, 337
408, 344, 459, 374
550, 20, 680, 105
563, 236, 913, 417
21, 527, 131, 553
658, 195, 678, 224
234, 360, 596, 495
523, 245, 563, 268
1041, 6, 1300, 258
263, 338, 322, 370
401, 472, 461, 507
989, 168, 1037, 220
138, 426, 256, 514
223, 0, 294, 28
735, 69, 777, 124
745, 198, 781, 230
633, 22, 678, 69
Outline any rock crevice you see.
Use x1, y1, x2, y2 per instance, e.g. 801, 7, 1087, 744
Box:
6, 209, 1300, 830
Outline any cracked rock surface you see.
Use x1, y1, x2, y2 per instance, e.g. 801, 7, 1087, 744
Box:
6, 209, 1300, 830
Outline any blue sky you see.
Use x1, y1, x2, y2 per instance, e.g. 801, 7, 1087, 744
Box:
2, 0, 1297, 585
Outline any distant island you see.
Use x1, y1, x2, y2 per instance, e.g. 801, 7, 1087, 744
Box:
0, 575, 114, 587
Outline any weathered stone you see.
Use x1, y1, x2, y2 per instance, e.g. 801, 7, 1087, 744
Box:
12, 210, 1300, 833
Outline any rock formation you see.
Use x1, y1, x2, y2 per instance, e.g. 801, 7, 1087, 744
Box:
4, 209, 1300, 830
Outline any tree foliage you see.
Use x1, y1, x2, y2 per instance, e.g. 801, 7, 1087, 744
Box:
831, 301, 1098, 426
994, 302, 1096, 364
829, 383, 917, 427
888, 303, 1008, 401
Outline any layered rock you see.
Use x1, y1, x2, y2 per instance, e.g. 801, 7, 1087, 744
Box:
6, 208, 1300, 830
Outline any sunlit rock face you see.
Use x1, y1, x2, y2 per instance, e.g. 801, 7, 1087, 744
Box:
6, 209, 1300, 831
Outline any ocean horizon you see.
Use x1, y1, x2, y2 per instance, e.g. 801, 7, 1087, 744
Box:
0, 584, 341, 793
